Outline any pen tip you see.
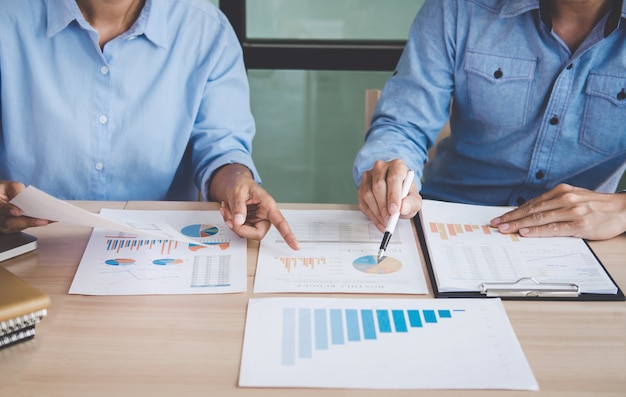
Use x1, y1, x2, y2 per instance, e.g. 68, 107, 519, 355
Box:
377, 249, 385, 262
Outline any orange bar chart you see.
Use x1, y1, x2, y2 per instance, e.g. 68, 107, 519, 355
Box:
429, 222, 519, 242
276, 257, 327, 272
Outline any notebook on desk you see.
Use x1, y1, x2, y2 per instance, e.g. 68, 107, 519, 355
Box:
415, 199, 625, 301
0, 232, 37, 262
0, 265, 50, 348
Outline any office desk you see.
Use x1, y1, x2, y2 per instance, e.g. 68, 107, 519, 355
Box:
0, 201, 624, 397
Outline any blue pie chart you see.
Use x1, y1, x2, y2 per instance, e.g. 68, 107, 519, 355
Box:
181, 224, 218, 238
105, 258, 135, 266
353, 255, 402, 274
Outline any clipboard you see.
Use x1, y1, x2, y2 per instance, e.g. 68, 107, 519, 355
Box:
413, 215, 626, 301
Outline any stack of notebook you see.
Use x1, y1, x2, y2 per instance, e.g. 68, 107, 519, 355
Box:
0, 264, 50, 349
0, 232, 37, 262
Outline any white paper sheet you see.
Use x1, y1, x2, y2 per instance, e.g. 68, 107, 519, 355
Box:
419, 200, 618, 294
9, 186, 207, 246
239, 297, 538, 390
253, 210, 428, 294
69, 209, 247, 295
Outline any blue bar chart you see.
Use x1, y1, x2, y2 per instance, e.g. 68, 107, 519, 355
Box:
281, 306, 463, 366
239, 297, 538, 390
106, 238, 180, 255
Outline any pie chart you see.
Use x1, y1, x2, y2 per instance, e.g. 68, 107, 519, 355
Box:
181, 224, 219, 238
104, 258, 135, 266
353, 255, 402, 274
152, 258, 184, 266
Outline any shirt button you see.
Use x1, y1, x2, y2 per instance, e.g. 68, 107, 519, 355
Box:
95, 162, 104, 171
618, 89, 626, 101
566, 63, 573, 70
100, 66, 109, 75
493, 68, 503, 79
517, 197, 525, 205
98, 115, 108, 124
549, 116, 559, 125
535, 170, 545, 179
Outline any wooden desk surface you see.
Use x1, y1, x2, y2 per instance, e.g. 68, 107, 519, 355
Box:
0, 201, 624, 397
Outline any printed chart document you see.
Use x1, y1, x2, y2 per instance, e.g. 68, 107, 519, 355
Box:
239, 297, 538, 390
69, 209, 247, 295
9, 186, 206, 245
418, 200, 620, 298
253, 210, 427, 294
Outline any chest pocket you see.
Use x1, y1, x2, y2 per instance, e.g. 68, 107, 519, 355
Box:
581, 72, 626, 155
464, 51, 536, 129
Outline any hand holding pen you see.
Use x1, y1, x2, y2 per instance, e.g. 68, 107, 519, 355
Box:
377, 169, 415, 261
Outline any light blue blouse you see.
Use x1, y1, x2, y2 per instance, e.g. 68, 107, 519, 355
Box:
0, 0, 259, 200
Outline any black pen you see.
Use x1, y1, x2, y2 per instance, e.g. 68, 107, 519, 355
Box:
377, 170, 415, 261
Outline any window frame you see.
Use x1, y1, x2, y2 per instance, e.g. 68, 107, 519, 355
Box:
220, 0, 405, 71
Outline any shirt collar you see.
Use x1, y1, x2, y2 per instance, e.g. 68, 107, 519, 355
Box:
606, 0, 626, 35
46, 0, 76, 38
46, 0, 168, 49
499, 0, 541, 17
500, 0, 624, 37
137, 0, 169, 50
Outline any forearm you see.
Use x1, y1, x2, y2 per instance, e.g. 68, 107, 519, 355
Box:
616, 191, 626, 234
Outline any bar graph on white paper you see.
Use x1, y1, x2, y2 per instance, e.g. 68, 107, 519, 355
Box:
280, 306, 461, 366
69, 210, 246, 295
419, 200, 618, 294
254, 210, 427, 294
239, 297, 538, 390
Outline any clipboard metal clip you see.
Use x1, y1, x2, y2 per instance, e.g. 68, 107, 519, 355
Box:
480, 277, 580, 298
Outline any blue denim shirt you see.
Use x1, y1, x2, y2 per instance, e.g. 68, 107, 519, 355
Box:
353, 0, 626, 206
0, 0, 259, 201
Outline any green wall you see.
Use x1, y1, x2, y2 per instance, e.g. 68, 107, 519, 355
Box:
250, 70, 390, 204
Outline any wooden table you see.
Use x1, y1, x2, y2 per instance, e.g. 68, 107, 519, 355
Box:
0, 201, 624, 397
